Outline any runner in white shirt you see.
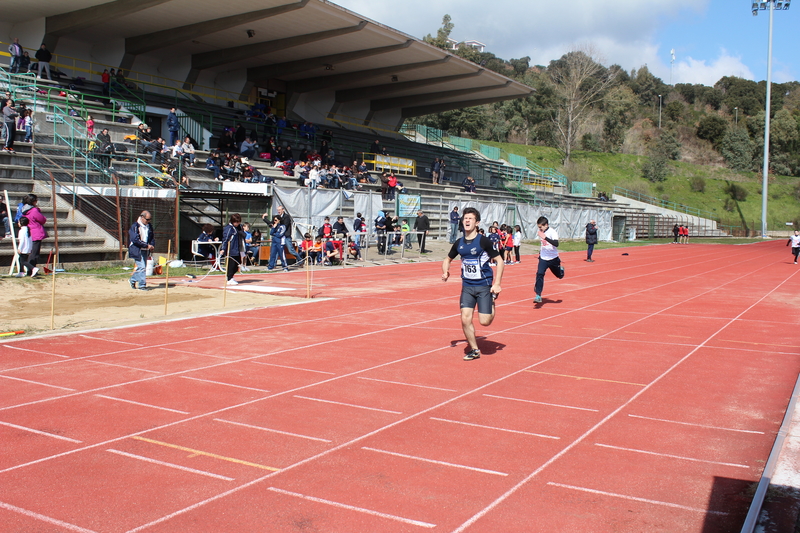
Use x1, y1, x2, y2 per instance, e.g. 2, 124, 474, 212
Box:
534, 216, 565, 304
788, 230, 800, 264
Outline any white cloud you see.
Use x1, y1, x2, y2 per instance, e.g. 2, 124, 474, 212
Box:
673, 51, 754, 85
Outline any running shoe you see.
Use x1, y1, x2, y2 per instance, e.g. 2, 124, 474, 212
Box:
31, 267, 39, 277
463, 349, 481, 361
534, 294, 542, 303
559, 265, 565, 278
227, 279, 238, 285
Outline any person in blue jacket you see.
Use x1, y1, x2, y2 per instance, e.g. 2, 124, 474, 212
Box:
167, 107, 180, 147
268, 215, 289, 272
128, 211, 155, 290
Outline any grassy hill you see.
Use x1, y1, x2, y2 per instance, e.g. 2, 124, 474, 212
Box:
481, 140, 800, 234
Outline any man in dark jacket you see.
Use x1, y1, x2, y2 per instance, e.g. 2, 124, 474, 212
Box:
128, 211, 155, 290
449, 205, 460, 244
167, 107, 180, 147
8, 39, 23, 74
414, 210, 431, 253
35, 43, 52, 79
585, 220, 598, 262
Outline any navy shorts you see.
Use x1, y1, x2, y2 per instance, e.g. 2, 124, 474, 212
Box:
460, 284, 493, 314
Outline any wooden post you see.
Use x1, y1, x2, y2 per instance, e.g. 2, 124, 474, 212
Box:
3, 190, 20, 275
306, 248, 311, 299
163, 240, 171, 315
222, 238, 231, 307
113, 175, 123, 260
49, 171, 61, 330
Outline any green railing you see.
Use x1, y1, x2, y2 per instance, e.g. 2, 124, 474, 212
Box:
571, 182, 593, 197
479, 144, 501, 160
613, 186, 719, 220
109, 82, 146, 123
48, 104, 167, 188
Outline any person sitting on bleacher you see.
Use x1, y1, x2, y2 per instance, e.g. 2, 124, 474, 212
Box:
197, 224, 218, 260
279, 144, 293, 161
240, 136, 257, 159
169, 139, 184, 162
318, 217, 333, 239
305, 165, 319, 188
205, 151, 222, 180
217, 130, 236, 154
322, 238, 339, 266
332, 216, 349, 239
463, 175, 477, 193
294, 161, 309, 185
181, 136, 196, 166
300, 234, 322, 264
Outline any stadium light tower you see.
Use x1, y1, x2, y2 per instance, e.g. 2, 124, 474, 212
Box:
752, 0, 791, 238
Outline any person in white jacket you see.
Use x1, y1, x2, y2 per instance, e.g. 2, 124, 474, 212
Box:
16, 216, 35, 277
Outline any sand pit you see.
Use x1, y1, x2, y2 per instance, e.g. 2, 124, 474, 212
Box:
0, 273, 302, 337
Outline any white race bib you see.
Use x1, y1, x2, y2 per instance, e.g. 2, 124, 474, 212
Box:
462, 258, 481, 280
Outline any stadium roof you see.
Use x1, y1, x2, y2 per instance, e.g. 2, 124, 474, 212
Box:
2, 0, 533, 127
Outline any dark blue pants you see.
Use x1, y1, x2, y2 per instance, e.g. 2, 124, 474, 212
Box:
587, 243, 594, 260
535, 256, 563, 296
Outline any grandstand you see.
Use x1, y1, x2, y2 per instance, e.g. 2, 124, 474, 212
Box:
0, 1, 729, 266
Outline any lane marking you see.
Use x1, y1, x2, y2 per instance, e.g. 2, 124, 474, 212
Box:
0, 374, 75, 391
362, 446, 508, 476
0, 501, 97, 532
79, 334, 141, 346
85, 360, 162, 374
718, 339, 798, 349
1, 345, 69, 358
547, 482, 729, 515
251, 361, 336, 375
524, 370, 646, 387
358, 377, 457, 392
483, 394, 599, 412
107, 449, 234, 481
180, 376, 271, 393
594, 443, 749, 469
94, 395, 189, 414
293, 395, 401, 414
0, 420, 82, 443
430, 417, 559, 440
214, 418, 332, 443
627, 414, 764, 435
159, 346, 235, 360
267, 487, 436, 529
132, 436, 280, 471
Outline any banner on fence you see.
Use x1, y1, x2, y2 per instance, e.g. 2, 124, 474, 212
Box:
398, 194, 421, 217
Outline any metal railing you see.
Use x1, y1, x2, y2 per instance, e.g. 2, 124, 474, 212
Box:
613, 186, 719, 221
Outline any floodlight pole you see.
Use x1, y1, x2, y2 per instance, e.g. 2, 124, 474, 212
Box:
759, 2, 775, 238
658, 95, 662, 129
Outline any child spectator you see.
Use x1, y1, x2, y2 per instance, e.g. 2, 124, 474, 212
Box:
488, 226, 501, 265
318, 216, 333, 238
503, 227, 514, 265
197, 223, 218, 260
300, 233, 321, 264
322, 239, 338, 265
348, 236, 361, 261
23, 110, 32, 143
86, 115, 95, 138
401, 219, 412, 249
513, 225, 522, 263
16, 216, 33, 276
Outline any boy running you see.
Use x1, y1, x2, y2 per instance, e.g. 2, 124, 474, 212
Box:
788, 230, 800, 264
534, 216, 564, 304
442, 207, 504, 361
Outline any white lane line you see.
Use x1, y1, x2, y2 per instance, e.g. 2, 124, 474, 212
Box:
627, 414, 764, 435
358, 377, 457, 392
252, 361, 336, 375
483, 393, 599, 412
94, 395, 189, 414
79, 334, 140, 346
0, 420, 82, 443
362, 446, 508, 477
180, 376, 270, 393
293, 395, 401, 415
0, 374, 75, 391
547, 482, 729, 515
0, 501, 98, 532
214, 419, 332, 443
106, 449, 234, 481
85, 360, 162, 374
594, 443, 750, 469
267, 487, 436, 528
430, 417, 560, 440
2, 345, 69, 358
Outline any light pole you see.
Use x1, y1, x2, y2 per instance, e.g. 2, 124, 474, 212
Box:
658, 95, 662, 129
752, 0, 791, 238
734, 106, 738, 125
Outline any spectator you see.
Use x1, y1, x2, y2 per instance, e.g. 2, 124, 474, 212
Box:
463, 176, 477, 193
276, 116, 287, 138
22, 109, 32, 143
3, 99, 19, 153
375, 210, 387, 254
449, 206, 460, 244
128, 211, 154, 290
332, 216, 349, 238
264, 205, 299, 263
234, 124, 246, 147
1, 201, 10, 237
205, 151, 222, 180
387, 172, 397, 201
279, 144, 293, 161
95, 128, 113, 168
431, 157, 441, 184
380, 172, 390, 200
369, 139, 380, 156
322, 238, 338, 265
86, 115, 95, 138
147, 137, 167, 164
401, 219, 413, 249
19, 194, 46, 276
8, 38, 23, 74
585, 220, 598, 262
414, 210, 431, 253
19, 52, 31, 74
181, 136, 196, 166
353, 212, 365, 248
101, 69, 110, 97
169, 139, 184, 162
318, 216, 333, 239
35, 44, 53, 79
217, 130, 235, 154
15, 216, 33, 276
240, 136, 257, 159
167, 107, 180, 147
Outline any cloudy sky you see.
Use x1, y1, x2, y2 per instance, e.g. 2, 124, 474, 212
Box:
334, 0, 797, 86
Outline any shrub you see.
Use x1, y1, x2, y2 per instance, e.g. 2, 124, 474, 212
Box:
642, 154, 668, 182
720, 128, 755, 172
689, 176, 706, 192
724, 182, 749, 201
696, 115, 728, 146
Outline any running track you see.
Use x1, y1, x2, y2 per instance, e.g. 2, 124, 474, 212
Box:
1, 241, 798, 532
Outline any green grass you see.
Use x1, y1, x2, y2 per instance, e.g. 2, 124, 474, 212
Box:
481, 140, 800, 232
547, 237, 766, 252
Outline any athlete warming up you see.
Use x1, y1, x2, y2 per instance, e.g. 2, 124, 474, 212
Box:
534, 216, 564, 304
441, 207, 504, 361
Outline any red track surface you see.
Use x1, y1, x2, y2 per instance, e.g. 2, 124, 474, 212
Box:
1, 241, 799, 532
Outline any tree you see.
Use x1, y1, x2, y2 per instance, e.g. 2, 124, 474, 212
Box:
423, 15, 454, 50
664, 101, 685, 123
549, 46, 618, 164
696, 115, 728, 146
720, 128, 755, 172
602, 85, 637, 151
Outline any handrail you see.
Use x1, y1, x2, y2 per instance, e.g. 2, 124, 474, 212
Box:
613, 186, 719, 221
